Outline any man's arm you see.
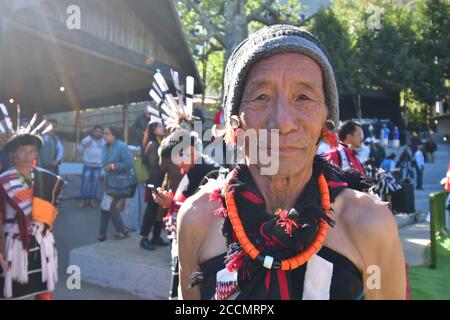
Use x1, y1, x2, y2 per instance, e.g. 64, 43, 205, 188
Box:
349, 194, 406, 299
177, 196, 205, 300
177, 189, 225, 300
0, 214, 5, 258
56, 137, 64, 163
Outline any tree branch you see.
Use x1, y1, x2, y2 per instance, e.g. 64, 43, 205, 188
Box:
181, 0, 227, 47
247, 0, 276, 24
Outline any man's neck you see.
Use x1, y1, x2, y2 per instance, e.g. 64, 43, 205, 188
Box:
342, 140, 355, 150
248, 165, 313, 213
16, 166, 32, 179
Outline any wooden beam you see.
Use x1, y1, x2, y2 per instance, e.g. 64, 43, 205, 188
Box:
123, 93, 129, 144
75, 108, 81, 144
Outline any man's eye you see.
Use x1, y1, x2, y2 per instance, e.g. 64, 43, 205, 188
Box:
256, 94, 269, 101
297, 94, 310, 101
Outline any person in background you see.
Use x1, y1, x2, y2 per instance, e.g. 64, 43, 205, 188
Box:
381, 124, 390, 148
369, 139, 386, 168
0, 124, 64, 299
0, 132, 11, 173
368, 124, 375, 139
326, 120, 365, 174
424, 137, 437, 164
78, 125, 105, 209
316, 130, 338, 156
153, 128, 222, 300
410, 132, 420, 154
414, 145, 425, 190
38, 119, 63, 175
393, 126, 400, 149
214, 106, 225, 127
381, 153, 396, 173
397, 146, 415, 181
356, 138, 371, 165
440, 164, 450, 230
98, 127, 133, 241
140, 119, 169, 251
133, 106, 152, 147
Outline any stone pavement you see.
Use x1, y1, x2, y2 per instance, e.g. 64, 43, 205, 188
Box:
52, 200, 146, 300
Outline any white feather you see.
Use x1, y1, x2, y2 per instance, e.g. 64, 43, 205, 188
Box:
149, 116, 162, 125
154, 73, 180, 113
16, 105, 21, 131
152, 82, 163, 98
147, 105, 161, 117
40, 123, 53, 135
25, 113, 37, 133
0, 103, 14, 133
171, 70, 186, 112
31, 119, 47, 134
185, 76, 195, 117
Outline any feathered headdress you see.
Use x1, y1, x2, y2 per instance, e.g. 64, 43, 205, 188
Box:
0, 103, 53, 153
146, 70, 196, 132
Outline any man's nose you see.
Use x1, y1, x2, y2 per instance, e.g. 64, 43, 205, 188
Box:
271, 95, 297, 135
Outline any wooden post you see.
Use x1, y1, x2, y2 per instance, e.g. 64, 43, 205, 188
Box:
123, 93, 129, 143
75, 108, 81, 144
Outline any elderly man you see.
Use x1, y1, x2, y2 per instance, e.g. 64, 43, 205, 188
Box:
177, 25, 405, 300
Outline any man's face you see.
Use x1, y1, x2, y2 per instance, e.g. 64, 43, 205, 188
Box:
239, 53, 327, 177
93, 128, 103, 139
348, 126, 364, 149
14, 145, 37, 168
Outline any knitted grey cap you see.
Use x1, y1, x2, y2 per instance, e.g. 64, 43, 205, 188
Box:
223, 24, 339, 126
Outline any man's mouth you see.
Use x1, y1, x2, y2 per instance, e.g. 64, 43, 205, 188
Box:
268, 145, 308, 155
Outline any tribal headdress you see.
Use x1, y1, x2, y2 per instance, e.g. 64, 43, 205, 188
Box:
0, 103, 53, 153
146, 70, 196, 132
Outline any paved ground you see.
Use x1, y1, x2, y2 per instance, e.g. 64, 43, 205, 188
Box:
52, 200, 144, 300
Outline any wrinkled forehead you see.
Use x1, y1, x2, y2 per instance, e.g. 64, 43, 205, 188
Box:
243, 52, 324, 92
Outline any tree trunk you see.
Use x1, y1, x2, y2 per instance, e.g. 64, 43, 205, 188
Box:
353, 94, 362, 120
202, 55, 208, 107
223, 0, 248, 66
123, 93, 129, 144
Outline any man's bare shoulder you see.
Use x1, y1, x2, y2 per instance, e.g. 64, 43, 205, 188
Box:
337, 189, 398, 238
178, 180, 225, 235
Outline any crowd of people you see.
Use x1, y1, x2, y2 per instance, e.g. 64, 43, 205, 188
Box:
318, 119, 438, 194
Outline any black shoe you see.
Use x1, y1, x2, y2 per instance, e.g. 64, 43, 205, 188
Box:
98, 235, 107, 242
140, 238, 156, 250
151, 237, 169, 247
